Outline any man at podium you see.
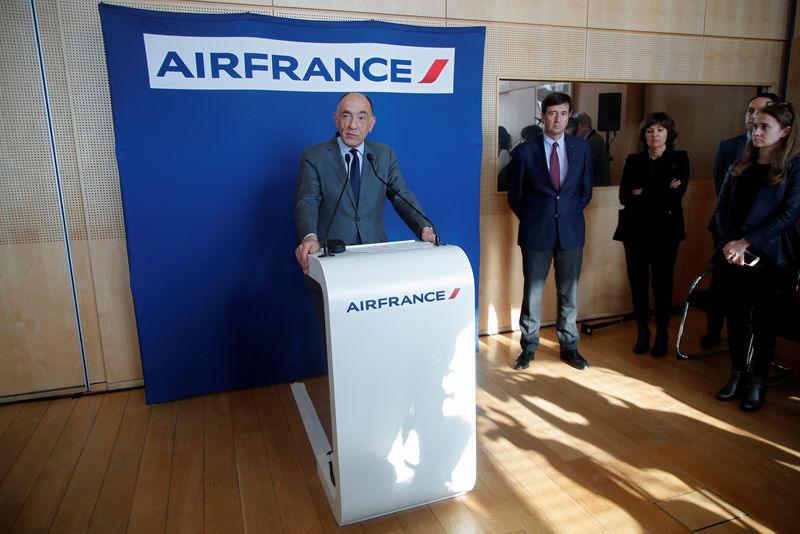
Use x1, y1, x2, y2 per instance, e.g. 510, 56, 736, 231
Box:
294, 92, 436, 273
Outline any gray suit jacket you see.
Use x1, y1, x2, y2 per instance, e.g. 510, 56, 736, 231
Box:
294, 138, 429, 244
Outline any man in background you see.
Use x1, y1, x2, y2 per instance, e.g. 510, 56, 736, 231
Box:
701, 92, 781, 349
573, 111, 611, 186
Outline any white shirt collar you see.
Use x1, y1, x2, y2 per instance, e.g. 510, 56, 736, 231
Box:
337, 137, 364, 160
543, 133, 565, 149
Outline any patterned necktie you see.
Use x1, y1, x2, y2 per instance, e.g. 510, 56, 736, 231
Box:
349, 148, 360, 206
550, 141, 560, 190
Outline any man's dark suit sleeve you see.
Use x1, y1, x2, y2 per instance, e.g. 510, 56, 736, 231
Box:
295, 146, 322, 242
712, 141, 728, 196
714, 169, 734, 245
579, 142, 593, 209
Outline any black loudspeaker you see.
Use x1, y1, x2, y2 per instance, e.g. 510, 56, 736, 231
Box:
597, 92, 622, 132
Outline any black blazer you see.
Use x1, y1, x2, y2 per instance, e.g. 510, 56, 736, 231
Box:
587, 129, 611, 186
713, 134, 747, 195
708, 134, 748, 236
714, 158, 800, 268
613, 149, 689, 243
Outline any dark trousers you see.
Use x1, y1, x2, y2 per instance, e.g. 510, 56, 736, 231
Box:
705, 269, 726, 335
705, 231, 725, 335
623, 241, 679, 328
716, 260, 793, 377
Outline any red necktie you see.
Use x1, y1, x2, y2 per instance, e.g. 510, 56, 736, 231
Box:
550, 141, 560, 190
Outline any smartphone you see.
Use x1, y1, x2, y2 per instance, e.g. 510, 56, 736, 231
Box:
744, 251, 760, 267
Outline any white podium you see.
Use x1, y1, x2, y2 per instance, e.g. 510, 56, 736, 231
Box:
291, 240, 476, 525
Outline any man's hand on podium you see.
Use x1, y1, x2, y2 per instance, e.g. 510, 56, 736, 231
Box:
296, 235, 320, 274
421, 226, 436, 244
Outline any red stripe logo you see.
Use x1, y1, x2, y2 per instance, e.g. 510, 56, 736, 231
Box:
419, 59, 449, 83
449, 288, 460, 299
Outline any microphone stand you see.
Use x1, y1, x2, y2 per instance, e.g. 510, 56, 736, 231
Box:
320, 153, 351, 257
365, 153, 443, 246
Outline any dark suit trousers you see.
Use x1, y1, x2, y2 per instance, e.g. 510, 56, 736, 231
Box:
519, 246, 582, 353
716, 261, 793, 377
705, 267, 726, 335
705, 231, 726, 335
623, 241, 679, 328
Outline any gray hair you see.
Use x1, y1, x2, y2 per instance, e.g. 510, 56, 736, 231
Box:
572, 111, 592, 128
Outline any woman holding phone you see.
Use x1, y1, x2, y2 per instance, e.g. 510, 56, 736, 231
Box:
713, 101, 800, 411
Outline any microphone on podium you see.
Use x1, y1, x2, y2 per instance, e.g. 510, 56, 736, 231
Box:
365, 153, 442, 246
320, 152, 351, 256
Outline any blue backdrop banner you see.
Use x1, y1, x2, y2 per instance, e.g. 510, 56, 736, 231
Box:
98, 3, 485, 404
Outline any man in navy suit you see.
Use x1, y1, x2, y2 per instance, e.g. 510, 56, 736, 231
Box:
507, 92, 593, 371
294, 92, 435, 273
702, 92, 780, 349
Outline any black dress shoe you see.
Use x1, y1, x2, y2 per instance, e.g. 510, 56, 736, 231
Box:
741, 377, 767, 412
560, 349, 589, 370
633, 325, 650, 355
514, 351, 534, 370
650, 333, 668, 358
716, 370, 747, 401
700, 331, 721, 350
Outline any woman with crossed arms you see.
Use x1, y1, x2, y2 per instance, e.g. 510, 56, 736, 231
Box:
614, 112, 689, 358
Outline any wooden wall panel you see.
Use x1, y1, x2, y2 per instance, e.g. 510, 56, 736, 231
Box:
486, 25, 588, 79
1, 0, 89, 400
88, 238, 143, 386
586, 30, 704, 82
0, 244, 85, 398
274, 7, 445, 25
580, 188, 632, 319
447, 0, 588, 28
704, 0, 792, 40
588, 0, 705, 35
702, 38, 785, 85
275, 0, 446, 18
1, 1, 63, 247
787, 37, 800, 106
478, 213, 522, 334
70, 240, 107, 386
678, 181, 717, 294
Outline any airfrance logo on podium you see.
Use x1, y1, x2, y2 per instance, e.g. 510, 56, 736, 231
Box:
347, 288, 461, 313
143, 34, 455, 93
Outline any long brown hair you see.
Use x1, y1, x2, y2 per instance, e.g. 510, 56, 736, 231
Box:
731, 102, 799, 185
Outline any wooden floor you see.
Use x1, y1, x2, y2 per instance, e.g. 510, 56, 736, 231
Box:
1, 316, 799, 534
